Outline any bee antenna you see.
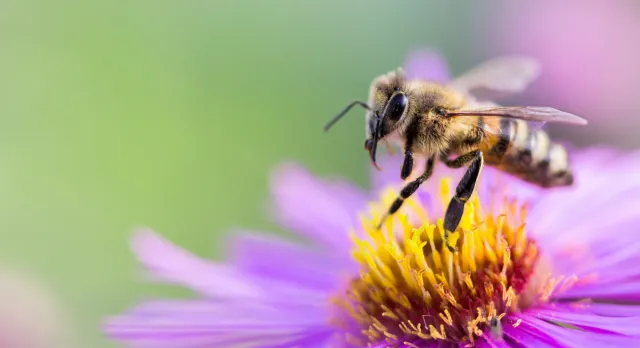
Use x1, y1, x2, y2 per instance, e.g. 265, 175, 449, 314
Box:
324, 101, 370, 132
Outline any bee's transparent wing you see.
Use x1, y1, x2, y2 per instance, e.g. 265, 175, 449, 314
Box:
449, 106, 588, 126
454, 115, 545, 142
448, 56, 541, 101
451, 107, 587, 162
450, 113, 546, 168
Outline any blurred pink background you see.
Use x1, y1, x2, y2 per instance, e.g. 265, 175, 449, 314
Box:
482, 0, 640, 148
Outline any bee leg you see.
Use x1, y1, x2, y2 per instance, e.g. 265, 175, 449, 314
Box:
440, 150, 480, 169
401, 149, 414, 180
443, 151, 484, 252
377, 154, 435, 229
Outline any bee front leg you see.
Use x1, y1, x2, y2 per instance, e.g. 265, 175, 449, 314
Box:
443, 151, 484, 251
377, 154, 435, 229
401, 149, 414, 180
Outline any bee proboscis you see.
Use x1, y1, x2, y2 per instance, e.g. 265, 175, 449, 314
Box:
325, 55, 587, 251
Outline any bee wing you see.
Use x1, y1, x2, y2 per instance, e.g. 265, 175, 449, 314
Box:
456, 116, 546, 146
449, 106, 588, 126
451, 111, 548, 167
448, 56, 540, 101
451, 107, 586, 160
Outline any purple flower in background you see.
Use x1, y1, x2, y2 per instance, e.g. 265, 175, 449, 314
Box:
403, 49, 451, 83
105, 52, 640, 347
484, 1, 640, 147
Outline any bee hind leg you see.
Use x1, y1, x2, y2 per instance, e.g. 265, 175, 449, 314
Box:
377, 154, 435, 229
440, 150, 481, 168
443, 151, 484, 252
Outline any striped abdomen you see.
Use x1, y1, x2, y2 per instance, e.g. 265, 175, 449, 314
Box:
479, 118, 573, 188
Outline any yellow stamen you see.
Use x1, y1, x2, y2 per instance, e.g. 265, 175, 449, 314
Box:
333, 177, 573, 345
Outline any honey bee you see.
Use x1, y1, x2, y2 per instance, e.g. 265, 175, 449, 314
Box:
324, 56, 587, 251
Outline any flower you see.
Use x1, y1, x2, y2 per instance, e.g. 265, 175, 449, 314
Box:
403, 49, 450, 83
105, 145, 640, 347
105, 51, 640, 346
0, 267, 71, 348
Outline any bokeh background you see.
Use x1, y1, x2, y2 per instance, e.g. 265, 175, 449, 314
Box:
1, 1, 638, 347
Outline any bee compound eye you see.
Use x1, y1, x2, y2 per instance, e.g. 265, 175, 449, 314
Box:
386, 93, 408, 121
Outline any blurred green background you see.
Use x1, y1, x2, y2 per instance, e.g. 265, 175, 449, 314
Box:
1, 1, 638, 347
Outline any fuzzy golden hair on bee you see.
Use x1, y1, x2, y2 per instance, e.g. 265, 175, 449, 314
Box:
369, 68, 411, 100
372, 75, 471, 157
324, 55, 588, 250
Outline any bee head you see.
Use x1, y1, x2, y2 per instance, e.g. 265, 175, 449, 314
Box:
363, 69, 411, 170
364, 90, 409, 170
324, 69, 411, 171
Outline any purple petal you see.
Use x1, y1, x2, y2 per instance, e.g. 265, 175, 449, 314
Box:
404, 49, 450, 82
550, 302, 640, 317
131, 229, 329, 302
553, 230, 640, 288
476, 336, 511, 348
515, 313, 640, 347
532, 307, 640, 336
569, 146, 624, 171
557, 280, 640, 302
105, 299, 333, 348
528, 151, 640, 291
371, 340, 441, 348
501, 322, 556, 347
257, 329, 336, 348
270, 163, 368, 252
369, 153, 404, 194
502, 315, 560, 346
530, 151, 640, 246
131, 229, 262, 299
229, 231, 355, 291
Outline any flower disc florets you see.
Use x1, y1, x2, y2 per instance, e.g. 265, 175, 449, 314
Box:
334, 178, 570, 346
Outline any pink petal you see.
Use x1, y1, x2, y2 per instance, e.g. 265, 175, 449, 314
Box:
501, 322, 556, 347
502, 315, 559, 346
557, 302, 640, 317
530, 150, 640, 246
228, 231, 355, 290
403, 48, 450, 82
104, 299, 332, 348
533, 307, 640, 335
558, 280, 640, 302
131, 229, 327, 302
515, 313, 640, 346
270, 163, 368, 252
476, 336, 511, 348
